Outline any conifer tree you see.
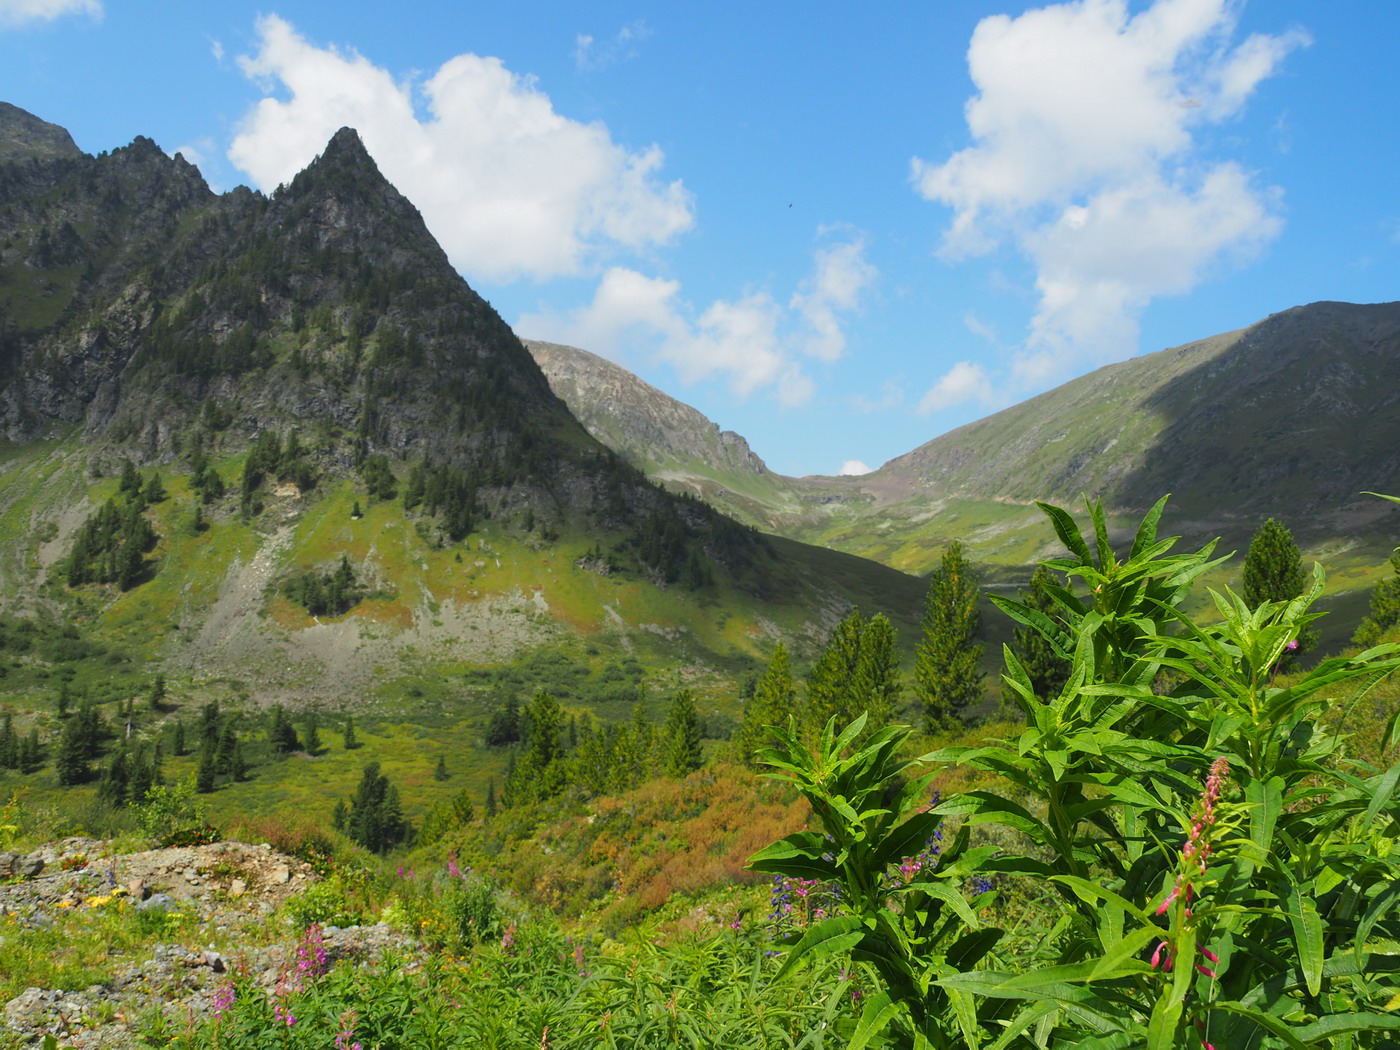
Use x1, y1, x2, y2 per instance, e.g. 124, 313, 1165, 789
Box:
303, 713, 321, 755
485, 777, 497, 817
1242, 517, 1313, 665
1353, 551, 1400, 648
735, 643, 797, 764
195, 744, 216, 794
1011, 564, 1072, 701
172, 719, 187, 756
1243, 518, 1307, 609
148, 674, 166, 711
343, 714, 358, 750
662, 690, 704, 777
345, 762, 409, 853
214, 723, 238, 774
433, 755, 450, 781
0, 714, 16, 770
18, 729, 40, 773
914, 540, 985, 731
805, 610, 865, 736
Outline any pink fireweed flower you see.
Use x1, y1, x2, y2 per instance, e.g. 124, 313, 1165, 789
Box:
212, 982, 235, 1020
335, 1007, 362, 1050
1149, 941, 1170, 969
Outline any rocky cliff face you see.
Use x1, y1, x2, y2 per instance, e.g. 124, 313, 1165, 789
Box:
0, 110, 766, 575
0, 101, 82, 164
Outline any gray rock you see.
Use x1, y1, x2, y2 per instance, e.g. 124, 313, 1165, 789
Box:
135, 893, 177, 913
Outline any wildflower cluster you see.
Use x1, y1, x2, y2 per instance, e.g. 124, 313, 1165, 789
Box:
767, 873, 841, 932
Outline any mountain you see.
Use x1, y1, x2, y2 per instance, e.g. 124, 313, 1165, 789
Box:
0, 105, 927, 701
531, 302, 1400, 580
524, 339, 854, 531
0, 101, 81, 164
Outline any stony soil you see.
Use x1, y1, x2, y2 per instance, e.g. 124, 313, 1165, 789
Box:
0, 838, 421, 1049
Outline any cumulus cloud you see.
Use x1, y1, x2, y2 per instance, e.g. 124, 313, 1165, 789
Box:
228, 15, 693, 283
517, 231, 875, 408
0, 0, 100, 28
918, 361, 998, 416
575, 21, 651, 71
839, 460, 873, 476
911, 0, 1309, 401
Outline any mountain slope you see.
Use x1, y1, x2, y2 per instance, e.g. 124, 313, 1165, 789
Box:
524, 339, 858, 531
0, 106, 928, 698
530, 301, 1400, 580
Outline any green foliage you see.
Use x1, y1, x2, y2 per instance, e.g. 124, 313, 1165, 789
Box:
1243, 516, 1315, 666
735, 642, 797, 764
134, 778, 214, 847
1007, 563, 1071, 703
62, 494, 158, 589
342, 761, 410, 854
806, 609, 902, 740
662, 689, 704, 777
914, 540, 984, 730
754, 495, 1400, 1049
282, 555, 360, 617
1353, 550, 1400, 647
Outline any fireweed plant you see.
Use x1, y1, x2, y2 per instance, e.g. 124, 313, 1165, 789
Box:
750, 497, 1400, 1049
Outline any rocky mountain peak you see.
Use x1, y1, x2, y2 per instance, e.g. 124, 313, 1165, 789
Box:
0, 101, 82, 164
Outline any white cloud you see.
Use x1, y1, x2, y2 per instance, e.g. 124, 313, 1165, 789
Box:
228, 15, 693, 283
517, 231, 874, 408
912, 0, 1308, 390
839, 460, 873, 476
0, 0, 99, 28
575, 21, 651, 71
789, 232, 878, 361
918, 361, 998, 415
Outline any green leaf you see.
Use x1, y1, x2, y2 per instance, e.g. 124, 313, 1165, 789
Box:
1036, 500, 1094, 567
872, 810, 942, 870
900, 879, 981, 931
1363, 759, 1400, 830
1211, 1001, 1309, 1050
1048, 875, 1147, 922
1087, 925, 1161, 981
1294, 1012, 1400, 1042
1287, 884, 1324, 997
773, 915, 867, 982
847, 990, 902, 1050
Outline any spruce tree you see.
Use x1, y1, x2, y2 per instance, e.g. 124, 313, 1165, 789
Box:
433, 755, 450, 781
1243, 518, 1307, 609
148, 674, 166, 711
303, 713, 321, 755
1011, 564, 1072, 702
805, 609, 865, 736
1353, 551, 1400, 648
343, 714, 358, 750
485, 777, 497, 817
735, 643, 797, 764
345, 762, 409, 853
914, 540, 985, 731
195, 744, 216, 793
662, 690, 704, 777
1242, 517, 1313, 666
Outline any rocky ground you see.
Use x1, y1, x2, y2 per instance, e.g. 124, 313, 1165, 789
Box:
0, 838, 421, 1049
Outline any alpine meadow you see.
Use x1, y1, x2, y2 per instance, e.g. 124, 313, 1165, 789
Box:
1, 4, 1399, 1046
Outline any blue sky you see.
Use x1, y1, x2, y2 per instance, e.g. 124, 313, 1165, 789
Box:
3, 1, 1397, 477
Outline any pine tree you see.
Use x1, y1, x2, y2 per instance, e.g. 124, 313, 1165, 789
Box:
1011, 564, 1072, 702
148, 674, 166, 711
662, 690, 704, 777
268, 704, 300, 753
914, 540, 985, 731
172, 719, 187, 756
214, 724, 238, 774
0, 714, 16, 770
433, 755, 450, 781
1353, 551, 1400, 648
18, 729, 40, 773
303, 713, 321, 754
735, 643, 797, 764
484, 777, 497, 817
343, 714, 358, 750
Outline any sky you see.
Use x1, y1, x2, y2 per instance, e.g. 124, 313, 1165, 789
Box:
2, 1, 1397, 477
